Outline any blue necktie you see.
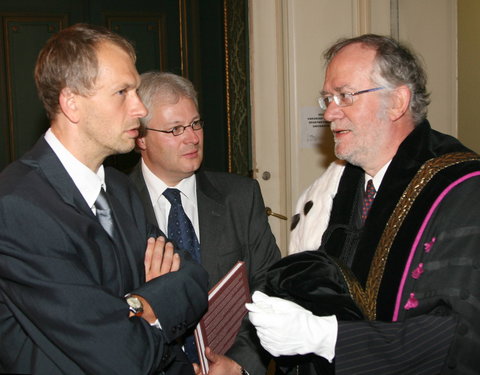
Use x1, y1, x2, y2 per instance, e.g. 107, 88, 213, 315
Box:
163, 188, 201, 263
163, 188, 200, 363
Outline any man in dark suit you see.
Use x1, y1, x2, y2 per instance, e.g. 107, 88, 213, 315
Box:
247, 34, 480, 374
129, 71, 281, 375
0, 24, 208, 375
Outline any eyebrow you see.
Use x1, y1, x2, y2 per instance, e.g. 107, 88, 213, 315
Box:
164, 117, 201, 127
321, 85, 353, 96
113, 81, 139, 92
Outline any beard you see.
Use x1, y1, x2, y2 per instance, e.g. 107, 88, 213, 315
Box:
332, 107, 391, 170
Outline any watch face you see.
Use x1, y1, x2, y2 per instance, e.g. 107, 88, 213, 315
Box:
126, 296, 143, 314
128, 297, 142, 310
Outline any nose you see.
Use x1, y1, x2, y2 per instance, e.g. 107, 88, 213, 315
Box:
322, 101, 344, 123
183, 125, 200, 144
131, 92, 148, 118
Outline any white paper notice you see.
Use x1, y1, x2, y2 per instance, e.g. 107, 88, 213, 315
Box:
301, 106, 330, 148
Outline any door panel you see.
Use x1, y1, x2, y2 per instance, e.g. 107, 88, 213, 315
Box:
107, 17, 167, 74
3, 18, 65, 164
0, 0, 243, 175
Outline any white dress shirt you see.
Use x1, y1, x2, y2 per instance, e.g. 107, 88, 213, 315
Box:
141, 159, 200, 242
44, 128, 105, 213
364, 160, 391, 196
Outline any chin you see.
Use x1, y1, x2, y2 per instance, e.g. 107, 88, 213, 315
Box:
116, 143, 136, 155
187, 165, 200, 174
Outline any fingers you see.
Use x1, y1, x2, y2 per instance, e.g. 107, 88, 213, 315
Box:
171, 252, 181, 272
144, 236, 180, 282
159, 239, 173, 275
203, 348, 242, 374
249, 292, 305, 314
144, 237, 156, 281
192, 363, 203, 375
251, 290, 269, 303
144, 236, 164, 282
204, 347, 218, 362
245, 302, 264, 313
248, 310, 270, 328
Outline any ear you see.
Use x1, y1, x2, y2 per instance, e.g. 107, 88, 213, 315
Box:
59, 87, 80, 123
389, 85, 411, 122
135, 135, 147, 151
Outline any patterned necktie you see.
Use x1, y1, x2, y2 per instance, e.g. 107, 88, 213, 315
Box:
361, 179, 376, 223
163, 188, 201, 363
163, 188, 201, 263
95, 188, 115, 238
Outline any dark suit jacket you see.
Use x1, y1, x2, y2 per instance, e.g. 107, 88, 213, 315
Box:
130, 165, 281, 374
0, 138, 208, 375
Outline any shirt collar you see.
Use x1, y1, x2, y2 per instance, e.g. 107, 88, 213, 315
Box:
365, 160, 391, 192
141, 159, 197, 205
44, 128, 105, 209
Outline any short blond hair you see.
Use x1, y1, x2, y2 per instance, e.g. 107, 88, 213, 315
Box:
35, 23, 136, 120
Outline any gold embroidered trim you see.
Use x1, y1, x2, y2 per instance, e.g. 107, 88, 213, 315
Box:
337, 152, 479, 320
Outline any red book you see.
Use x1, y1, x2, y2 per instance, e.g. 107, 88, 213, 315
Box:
194, 261, 251, 374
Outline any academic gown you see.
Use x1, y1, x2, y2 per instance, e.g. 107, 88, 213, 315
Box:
267, 120, 480, 374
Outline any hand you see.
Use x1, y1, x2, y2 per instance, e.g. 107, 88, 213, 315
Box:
246, 291, 337, 361
193, 363, 202, 375
192, 347, 242, 375
144, 236, 180, 282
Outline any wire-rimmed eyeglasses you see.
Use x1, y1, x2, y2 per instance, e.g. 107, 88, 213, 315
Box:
318, 87, 384, 111
145, 119, 204, 136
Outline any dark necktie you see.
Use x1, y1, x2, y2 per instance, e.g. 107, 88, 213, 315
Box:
361, 179, 376, 222
163, 188, 201, 263
95, 188, 115, 238
163, 188, 200, 364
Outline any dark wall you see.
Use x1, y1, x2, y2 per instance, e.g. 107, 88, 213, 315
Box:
0, 0, 234, 174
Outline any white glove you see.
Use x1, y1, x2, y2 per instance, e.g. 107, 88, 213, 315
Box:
246, 291, 337, 362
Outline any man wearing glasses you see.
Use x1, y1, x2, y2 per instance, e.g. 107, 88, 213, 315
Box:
247, 34, 480, 374
129, 72, 281, 375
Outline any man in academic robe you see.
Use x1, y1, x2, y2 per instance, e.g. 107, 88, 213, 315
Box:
247, 34, 480, 374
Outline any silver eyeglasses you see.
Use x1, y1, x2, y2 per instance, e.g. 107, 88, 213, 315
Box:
318, 87, 384, 110
145, 119, 204, 136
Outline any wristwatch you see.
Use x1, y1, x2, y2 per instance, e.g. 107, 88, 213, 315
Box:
125, 294, 144, 317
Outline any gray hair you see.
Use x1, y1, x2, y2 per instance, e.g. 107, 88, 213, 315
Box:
138, 71, 198, 131
324, 34, 430, 125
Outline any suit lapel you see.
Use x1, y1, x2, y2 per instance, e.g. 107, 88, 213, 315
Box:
25, 138, 142, 292
196, 171, 226, 280
130, 163, 158, 227
130, 166, 229, 285
104, 173, 142, 290
23, 137, 94, 217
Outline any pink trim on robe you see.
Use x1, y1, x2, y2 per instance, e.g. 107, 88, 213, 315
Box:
392, 171, 480, 322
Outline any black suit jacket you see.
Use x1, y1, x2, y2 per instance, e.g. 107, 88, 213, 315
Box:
130, 165, 281, 374
0, 138, 208, 375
